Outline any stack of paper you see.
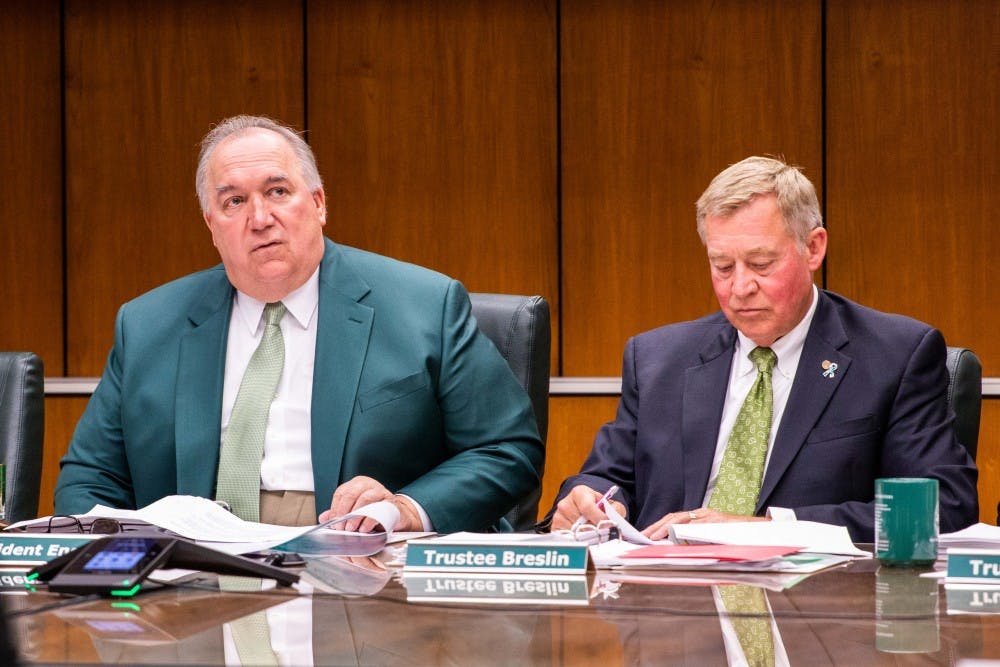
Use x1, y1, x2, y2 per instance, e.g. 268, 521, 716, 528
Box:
940, 523, 1000, 551
589, 539, 854, 573
6, 495, 400, 557
667, 520, 870, 557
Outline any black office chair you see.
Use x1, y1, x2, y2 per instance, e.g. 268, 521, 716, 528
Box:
469, 294, 550, 531
0, 352, 44, 523
945, 346, 981, 462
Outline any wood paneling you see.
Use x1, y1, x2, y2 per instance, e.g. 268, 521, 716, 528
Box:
63, 0, 305, 375
826, 1, 1000, 375
39, 397, 89, 517
560, 0, 823, 375
1, 2, 63, 371
976, 399, 1000, 526
541, 396, 620, 519
307, 0, 560, 369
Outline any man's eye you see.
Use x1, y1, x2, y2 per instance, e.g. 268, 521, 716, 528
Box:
713, 265, 733, 274
751, 263, 772, 272
223, 196, 244, 209
269, 187, 288, 197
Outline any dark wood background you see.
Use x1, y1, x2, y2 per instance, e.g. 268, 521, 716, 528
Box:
3, 1, 997, 522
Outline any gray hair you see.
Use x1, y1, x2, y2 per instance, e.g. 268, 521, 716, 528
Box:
195, 115, 323, 214
695, 156, 823, 246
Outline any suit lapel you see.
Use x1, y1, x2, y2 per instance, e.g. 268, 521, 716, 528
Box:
758, 292, 850, 510
175, 275, 233, 497
682, 327, 738, 509
311, 241, 374, 513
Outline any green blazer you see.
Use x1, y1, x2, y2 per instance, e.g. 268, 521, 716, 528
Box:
54, 239, 543, 533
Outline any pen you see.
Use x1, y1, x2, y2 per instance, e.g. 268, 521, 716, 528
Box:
596, 485, 620, 511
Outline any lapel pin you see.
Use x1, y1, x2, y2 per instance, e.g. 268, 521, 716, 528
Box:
822, 360, 838, 378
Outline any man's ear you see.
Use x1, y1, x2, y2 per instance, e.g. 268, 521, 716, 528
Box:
313, 188, 327, 225
806, 227, 827, 271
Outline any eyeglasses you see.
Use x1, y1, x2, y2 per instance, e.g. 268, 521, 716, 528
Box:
44, 515, 124, 534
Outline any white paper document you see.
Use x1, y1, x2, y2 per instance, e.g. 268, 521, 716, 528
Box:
668, 520, 870, 557
9, 495, 401, 556
602, 501, 655, 545
939, 522, 1000, 551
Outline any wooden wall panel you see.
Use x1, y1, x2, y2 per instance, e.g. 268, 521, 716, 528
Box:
39, 397, 90, 516
307, 0, 560, 369
63, 0, 305, 375
1, 2, 64, 371
541, 396, 620, 519
561, 0, 823, 375
976, 400, 1000, 526
826, 1, 1000, 375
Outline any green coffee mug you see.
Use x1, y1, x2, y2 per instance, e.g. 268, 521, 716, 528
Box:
875, 478, 939, 566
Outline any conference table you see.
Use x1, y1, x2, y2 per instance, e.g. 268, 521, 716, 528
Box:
5, 551, 1000, 665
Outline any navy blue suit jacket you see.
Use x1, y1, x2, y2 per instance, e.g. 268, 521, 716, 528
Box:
554, 290, 978, 541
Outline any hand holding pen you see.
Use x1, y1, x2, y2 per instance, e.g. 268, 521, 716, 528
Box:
551, 482, 625, 531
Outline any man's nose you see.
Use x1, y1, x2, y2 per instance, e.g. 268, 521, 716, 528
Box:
247, 194, 271, 228
731, 265, 758, 297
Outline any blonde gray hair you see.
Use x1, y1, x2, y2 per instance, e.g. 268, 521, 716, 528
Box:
195, 115, 322, 214
695, 156, 823, 246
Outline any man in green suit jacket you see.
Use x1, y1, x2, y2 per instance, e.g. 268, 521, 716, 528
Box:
54, 115, 543, 533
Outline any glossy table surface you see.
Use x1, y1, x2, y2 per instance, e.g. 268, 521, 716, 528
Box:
5, 554, 1000, 665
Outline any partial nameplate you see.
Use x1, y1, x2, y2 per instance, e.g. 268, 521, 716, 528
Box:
404, 533, 589, 574
402, 572, 589, 605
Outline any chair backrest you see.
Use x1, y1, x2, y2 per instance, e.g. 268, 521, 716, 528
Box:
0, 352, 44, 523
469, 294, 550, 531
945, 346, 981, 462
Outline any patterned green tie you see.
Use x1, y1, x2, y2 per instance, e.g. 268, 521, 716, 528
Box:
709, 346, 777, 515
216, 302, 287, 522
219, 576, 278, 666
717, 584, 776, 667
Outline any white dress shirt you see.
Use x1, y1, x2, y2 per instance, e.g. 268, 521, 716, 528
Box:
222, 270, 320, 492
220, 269, 434, 529
702, 285, 819, 516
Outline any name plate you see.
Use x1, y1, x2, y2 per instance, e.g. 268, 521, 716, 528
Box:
405, 535, 589, 574
0, 534, 95, 566
402, 572, 589, 605
946, 583, 1000, 614
946, 548, 1000, 582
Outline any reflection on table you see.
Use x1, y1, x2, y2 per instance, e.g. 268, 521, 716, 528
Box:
4, 555, 995, 666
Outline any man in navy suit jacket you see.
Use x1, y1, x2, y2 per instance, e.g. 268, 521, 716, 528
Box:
550, 156, 977, 542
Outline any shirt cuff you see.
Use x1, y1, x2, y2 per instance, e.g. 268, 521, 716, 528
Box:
398, 494, 434, 531
766, 506, 797, 521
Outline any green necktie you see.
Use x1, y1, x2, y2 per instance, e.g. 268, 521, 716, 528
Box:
216, 301, 287, 522
709, 346, 777, 516
219, 576, 279, 666
717, 584, 776, 667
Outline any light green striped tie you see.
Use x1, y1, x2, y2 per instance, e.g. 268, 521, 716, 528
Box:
216, 302, 286, 522
709, 346, 777, 516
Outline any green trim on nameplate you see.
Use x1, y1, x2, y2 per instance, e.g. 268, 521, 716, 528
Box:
0, 534, 96, 566
405, 540, 589, 574
946, 548, 1000, 583
402, 573, 590, 605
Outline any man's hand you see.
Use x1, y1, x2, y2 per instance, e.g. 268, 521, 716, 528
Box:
551, 485, 627, 531
319, 475, 395, 532
641, 508, 770, 540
